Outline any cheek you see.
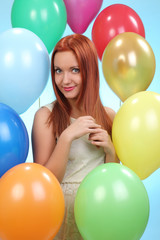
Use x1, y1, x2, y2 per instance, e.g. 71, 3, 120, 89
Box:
55, 76, 61, 86
76, 75, 82, 85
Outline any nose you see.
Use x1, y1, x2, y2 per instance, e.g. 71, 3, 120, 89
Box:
63, 72, 71, 84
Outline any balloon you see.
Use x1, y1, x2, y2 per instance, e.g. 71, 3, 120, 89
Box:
74, 163, 149, 240
0, 103, 29, 177
92, 4, 145, 60
0, 28, 50, 114
102, 32, 155, 102
11, 0, 67, 53
112, 91, 160, 180
0, 163, 65, 240
63, 0, 103, 34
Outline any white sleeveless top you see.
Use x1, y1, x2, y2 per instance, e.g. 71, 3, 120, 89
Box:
45, 102, 105, 184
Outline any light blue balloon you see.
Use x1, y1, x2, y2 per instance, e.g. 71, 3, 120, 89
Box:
0, 28, 50, 114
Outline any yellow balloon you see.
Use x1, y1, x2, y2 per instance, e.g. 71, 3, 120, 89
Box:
102, 32, 156, 101
112, 91, 160, 180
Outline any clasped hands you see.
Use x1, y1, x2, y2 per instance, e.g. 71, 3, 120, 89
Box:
64, 116, 115, 156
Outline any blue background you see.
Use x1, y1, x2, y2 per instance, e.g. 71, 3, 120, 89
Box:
0, 0, 160, 239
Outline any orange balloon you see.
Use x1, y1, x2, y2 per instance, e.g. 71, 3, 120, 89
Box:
0, 163, 65, 240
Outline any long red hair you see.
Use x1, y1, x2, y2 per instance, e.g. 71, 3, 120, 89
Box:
49, 34, 112, 137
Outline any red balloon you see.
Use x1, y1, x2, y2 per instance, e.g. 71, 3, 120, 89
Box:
92, 4, 145, 60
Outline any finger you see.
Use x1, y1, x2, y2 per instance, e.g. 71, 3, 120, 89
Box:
81, 116, 95, 122
89, 130, 108, 139
87, 128, 102, 135
87, 123, 101, 129
91, 140, 105, 148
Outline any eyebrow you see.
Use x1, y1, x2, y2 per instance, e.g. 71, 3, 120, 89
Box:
54, 65, 79, 68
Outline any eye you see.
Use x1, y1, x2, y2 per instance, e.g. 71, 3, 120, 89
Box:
54, 68, 62, 74
72, 68, 80, 73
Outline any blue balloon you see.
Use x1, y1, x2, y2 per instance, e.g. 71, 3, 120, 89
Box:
0, 103, 29, 177
0, 28, 50, 114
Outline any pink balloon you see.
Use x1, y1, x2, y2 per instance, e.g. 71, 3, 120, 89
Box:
64, 0, 103, 34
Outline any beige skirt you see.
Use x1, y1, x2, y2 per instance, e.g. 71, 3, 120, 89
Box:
54, 183, 83, 240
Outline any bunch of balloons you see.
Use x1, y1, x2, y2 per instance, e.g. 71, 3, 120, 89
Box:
91, 4, 156, 101
0, 163, 65, 240
92, 4, 145, 60
75, 163, 149, 240
0, 0, 67, 114
11, 0, 67, 53
0, 3, 67, 239
0, 1, 157, 111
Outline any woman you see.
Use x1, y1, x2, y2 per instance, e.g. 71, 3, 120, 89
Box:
32, 34, 119, 240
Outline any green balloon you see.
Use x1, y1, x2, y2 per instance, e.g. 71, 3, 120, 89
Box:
74, 163, 149, 240
11, 0, 67, 53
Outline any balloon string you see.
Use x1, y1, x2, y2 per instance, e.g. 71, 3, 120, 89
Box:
119, 100, 122, 108
39, 98, 41, 108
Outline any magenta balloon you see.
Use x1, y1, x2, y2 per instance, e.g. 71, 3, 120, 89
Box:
63, 0, 103, 33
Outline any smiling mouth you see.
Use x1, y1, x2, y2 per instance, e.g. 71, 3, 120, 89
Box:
64, 86, 75, 91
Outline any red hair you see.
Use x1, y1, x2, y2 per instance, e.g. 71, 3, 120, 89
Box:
49, 34, 112, 137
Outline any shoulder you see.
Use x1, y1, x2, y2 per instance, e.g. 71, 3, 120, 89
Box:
32, 106, 54, 145
104, 107, 116, 122
34, 100, 56, 122
43, 101, 55, 112
34, 106, 51, 123
33, 106, 53, 134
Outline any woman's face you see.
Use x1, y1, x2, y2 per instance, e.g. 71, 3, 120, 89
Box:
54, 51, 82, 103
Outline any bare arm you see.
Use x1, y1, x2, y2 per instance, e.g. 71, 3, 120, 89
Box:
32, 107, 102, 182
32, 107, 71, 183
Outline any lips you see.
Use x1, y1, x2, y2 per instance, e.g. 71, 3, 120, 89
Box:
63, 86, 75, 91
